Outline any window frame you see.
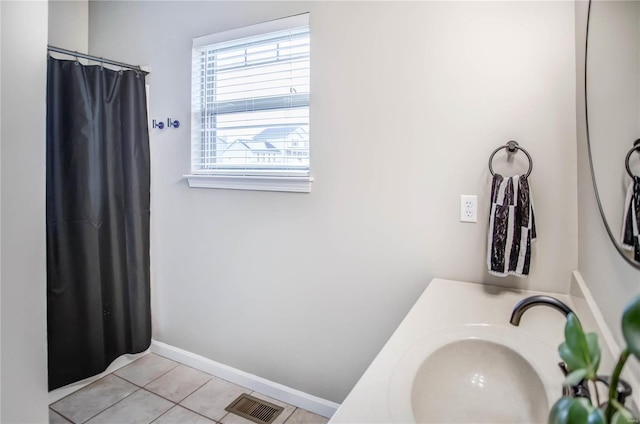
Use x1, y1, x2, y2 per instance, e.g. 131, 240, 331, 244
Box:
184, 13, 312, 193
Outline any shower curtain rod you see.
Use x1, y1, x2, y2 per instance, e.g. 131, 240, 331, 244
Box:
47, 45, 150, 75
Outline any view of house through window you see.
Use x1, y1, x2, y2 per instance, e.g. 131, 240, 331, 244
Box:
191, 15, 310, 177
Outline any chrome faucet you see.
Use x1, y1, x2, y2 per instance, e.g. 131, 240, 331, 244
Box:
510, 296, 582, 398
509, 295, 574, 326
510, 296, 634, 406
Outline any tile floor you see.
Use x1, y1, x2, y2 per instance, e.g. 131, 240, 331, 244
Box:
49, 354, 331, 424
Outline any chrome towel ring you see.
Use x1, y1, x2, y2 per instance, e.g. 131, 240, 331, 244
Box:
624, 139, 640, 178
489, 140, 533, 178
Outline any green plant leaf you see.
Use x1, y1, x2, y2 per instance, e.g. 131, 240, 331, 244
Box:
611, 399, 636, 424
568, 398, 595, 423
566, 313, 588, 351
549, 397, 574, 424
611, 411, 633, 424
585, 333, 601, 377
622, 294, 640, 360
549, 397, 595, 424
559, 342, 587, 371
558, 313, 602, 379
587, 408, 606, 424
565, 313, 591, 367
563, 369, 588, 387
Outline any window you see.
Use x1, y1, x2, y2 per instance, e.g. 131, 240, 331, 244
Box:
186, 14, 312, 193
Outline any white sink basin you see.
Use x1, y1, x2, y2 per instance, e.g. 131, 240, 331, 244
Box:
388, 324, 561, 423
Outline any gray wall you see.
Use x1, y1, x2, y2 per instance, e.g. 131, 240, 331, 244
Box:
89, 1, 578, 402
0, 1, 48, 422
49, 0, 88, 52
575, 0, 640, 378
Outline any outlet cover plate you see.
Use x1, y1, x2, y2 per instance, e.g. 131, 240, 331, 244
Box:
460, 195, 477, 223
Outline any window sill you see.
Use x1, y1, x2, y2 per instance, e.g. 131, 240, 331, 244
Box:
183, 174, 313, 193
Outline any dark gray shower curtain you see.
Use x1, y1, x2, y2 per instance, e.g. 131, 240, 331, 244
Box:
46, 57, 151, 390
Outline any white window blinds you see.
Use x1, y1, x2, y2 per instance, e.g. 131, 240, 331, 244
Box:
191, 14, 310, 178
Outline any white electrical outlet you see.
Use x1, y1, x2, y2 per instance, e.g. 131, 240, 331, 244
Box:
460, 195, 477, 223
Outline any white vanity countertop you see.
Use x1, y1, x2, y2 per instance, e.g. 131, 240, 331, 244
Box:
329, 278, 588, 423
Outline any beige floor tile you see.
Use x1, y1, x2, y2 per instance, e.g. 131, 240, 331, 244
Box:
49, 409, 72, 424
145, 364, 212, 403
85, 389, 173, 424
153, 406, 216, 424
50, 374, 138, 423
180, 377, 248, 421
115, 353, 178, 386
220, 392, 295, 424
284, 409, 329, 424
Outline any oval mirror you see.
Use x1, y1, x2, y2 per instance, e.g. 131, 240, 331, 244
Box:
586, 0, 640, 268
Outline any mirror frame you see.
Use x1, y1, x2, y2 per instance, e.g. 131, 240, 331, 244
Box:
584, 0, 640, 270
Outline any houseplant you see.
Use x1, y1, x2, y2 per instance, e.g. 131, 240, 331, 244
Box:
549, 294, 640, 424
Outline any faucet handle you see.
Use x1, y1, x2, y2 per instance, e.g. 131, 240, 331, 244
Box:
596, 375, 633, 406
558, 362, 591, 400
558, 362, 569, 376
558, 363, 572, 397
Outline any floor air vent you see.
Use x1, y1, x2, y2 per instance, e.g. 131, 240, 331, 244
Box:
225, 393, 284, 424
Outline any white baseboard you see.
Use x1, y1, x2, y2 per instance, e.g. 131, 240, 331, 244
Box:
150, 340, 340, 419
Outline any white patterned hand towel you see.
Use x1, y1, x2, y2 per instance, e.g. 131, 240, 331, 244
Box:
487, 174, 537, 277
621, 176, 640, 260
